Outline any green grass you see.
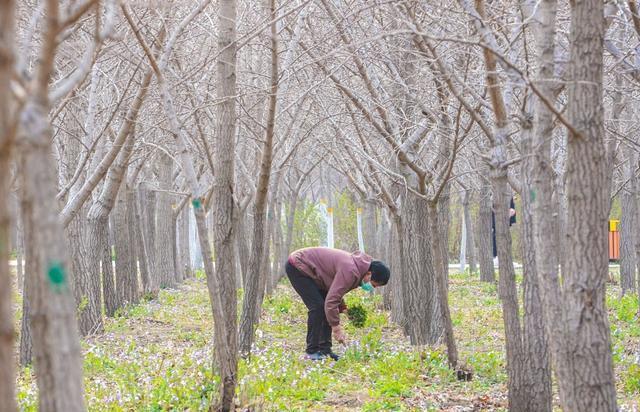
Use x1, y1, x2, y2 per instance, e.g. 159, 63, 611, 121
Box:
12, 269, 640, 411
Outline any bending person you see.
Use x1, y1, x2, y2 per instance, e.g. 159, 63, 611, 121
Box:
285, 247, 390, 360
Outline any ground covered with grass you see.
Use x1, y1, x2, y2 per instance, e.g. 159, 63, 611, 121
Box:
13, 270, 640, 411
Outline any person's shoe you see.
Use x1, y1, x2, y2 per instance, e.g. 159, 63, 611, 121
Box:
317, 350, 340, 361
305, 352, 326, 361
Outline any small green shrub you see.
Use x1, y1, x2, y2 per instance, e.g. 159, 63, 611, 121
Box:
347, 304, 367, 328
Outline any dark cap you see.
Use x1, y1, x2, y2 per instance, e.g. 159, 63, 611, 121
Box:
369, 260, 390, 285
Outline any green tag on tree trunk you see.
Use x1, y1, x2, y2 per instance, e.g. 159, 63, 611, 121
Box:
530, 189, 536, 203
47, 261, 67, 292
192, 198, 202, 209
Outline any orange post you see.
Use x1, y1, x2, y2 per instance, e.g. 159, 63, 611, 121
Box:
609, 220, 620, 261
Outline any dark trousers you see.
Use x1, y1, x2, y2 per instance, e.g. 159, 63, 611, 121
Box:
285, 261, 332, 354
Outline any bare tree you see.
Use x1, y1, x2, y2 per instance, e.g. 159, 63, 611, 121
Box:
17, 0, 86, 409
239, 0, 279, 356
551, 1, 617, 409
212, 0, 240, 408
0, 0, 18, 410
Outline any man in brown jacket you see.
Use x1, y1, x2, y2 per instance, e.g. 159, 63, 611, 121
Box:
286, 247, 390, 360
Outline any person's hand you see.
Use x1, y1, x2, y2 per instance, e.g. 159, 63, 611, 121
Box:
332, 324, 346, 344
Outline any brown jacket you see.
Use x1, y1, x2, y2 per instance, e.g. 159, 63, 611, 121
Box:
288, 247, 372, 326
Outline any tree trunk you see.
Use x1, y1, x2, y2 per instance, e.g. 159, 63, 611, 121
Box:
171, 210, 181, 284
178, 207, 191, 279
633, 151, 640, 308
428, 202, 458, 368
269, 193, 284, 292
556, 2, 617, 408
475, 0, 527, 403
0, 0, 17, 403
67, 212, 102, 335
139, 183, 158, 295
462, 189, 476, 273
378, 209, 391, 268
438, 183, 451, 281
459, 205, 467, 272
114, 185, 138, 307
621, 172, 636, 294
261, 208, 273, 296
19, 184, 33, 365
401, 193, 441, 344
268, 172, 284, 292
527, 0, 569, 409
239, 0, 278, 355
235, 207, 250, 281
284, 190, 299, 256
476, 187, 495, 282
19, 232, 33, 366
620, 140, 636, 294
363, 199, 378, 256
155, 153, 176, 289
88, 216, 114, 320
492, 174, 528, 410
20, 98, 86, 411
387, 215, 404, 322
189, 207, 204, 272
521, 115, 552, 412
127, 187, 140, 299
212, 0, 240, 407
16, 208, 24, 291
